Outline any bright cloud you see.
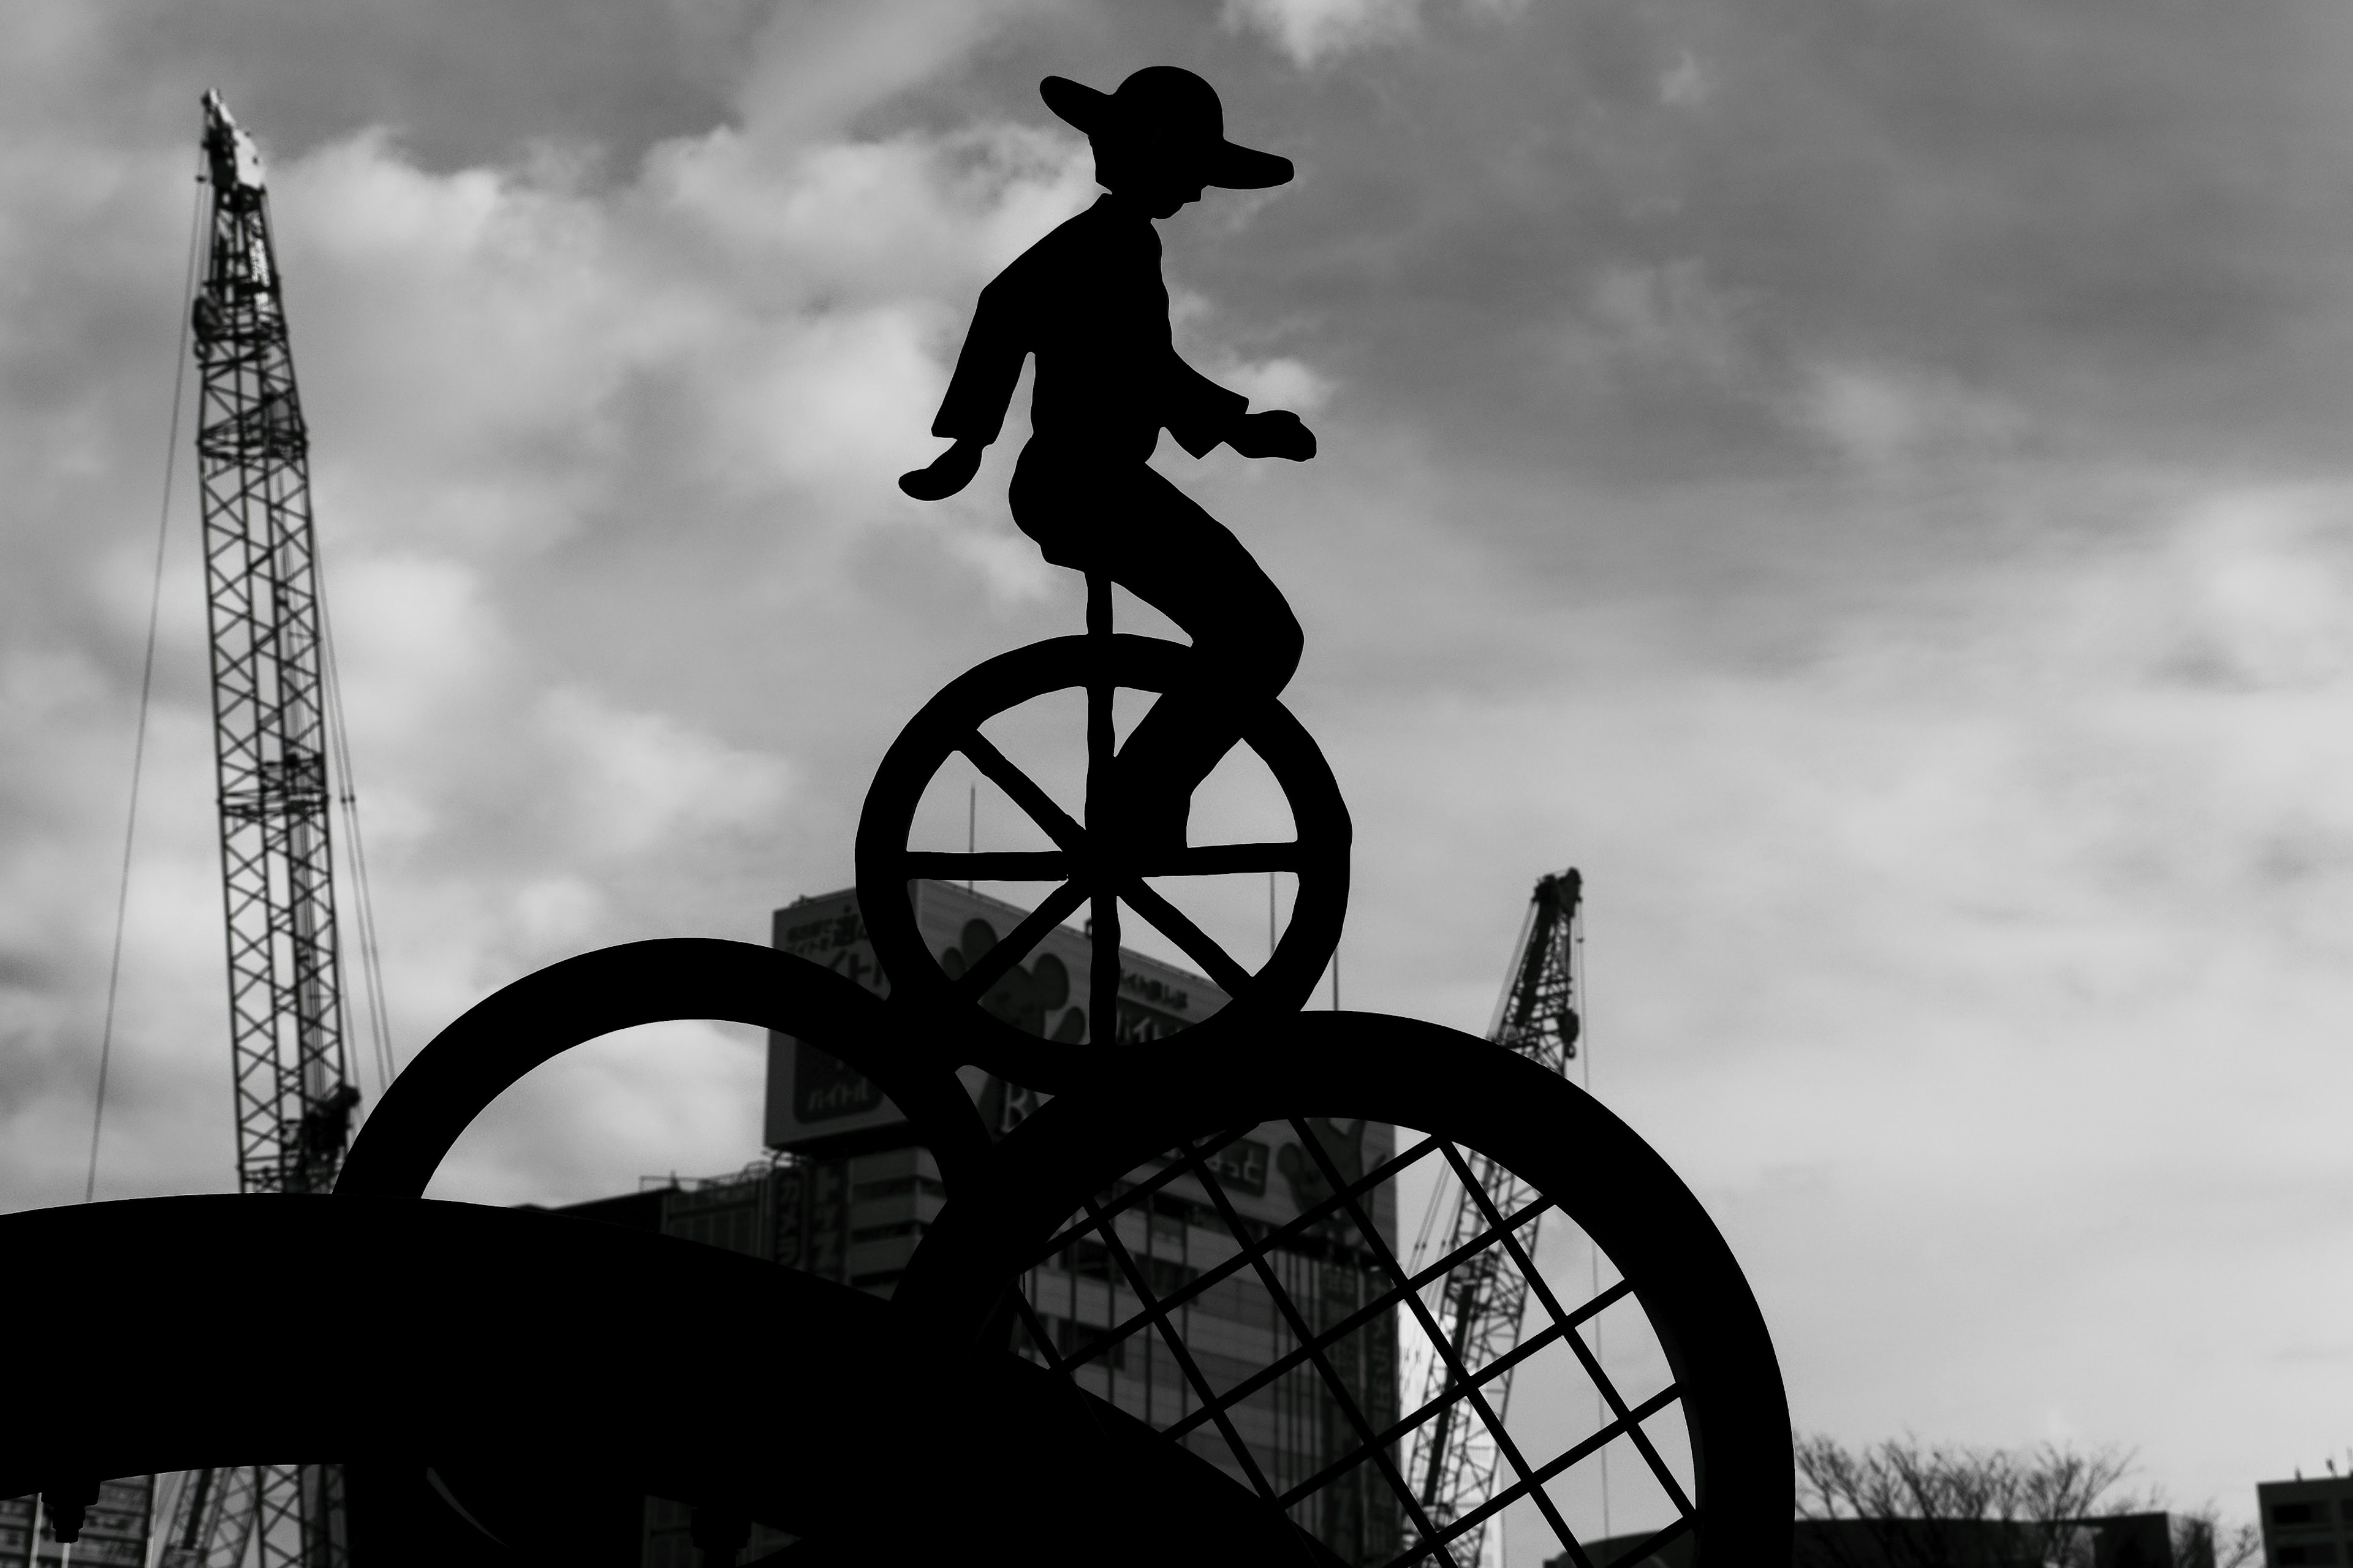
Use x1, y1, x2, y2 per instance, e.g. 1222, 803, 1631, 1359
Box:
1224, 0, 1425, 65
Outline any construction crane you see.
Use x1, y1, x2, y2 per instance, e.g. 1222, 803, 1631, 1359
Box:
1403, 868, 1583, 1567
157, 90, 360, 1568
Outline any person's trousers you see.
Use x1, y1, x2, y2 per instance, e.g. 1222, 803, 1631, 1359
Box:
1009, 442, 1303, 822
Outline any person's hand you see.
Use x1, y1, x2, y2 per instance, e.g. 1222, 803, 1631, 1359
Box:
1227, 409, 1317, 462
899, 439, 986, 500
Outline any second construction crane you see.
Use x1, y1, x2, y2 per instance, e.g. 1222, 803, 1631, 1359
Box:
1404, 868, 1583, 1567
159, 89, 363, 1568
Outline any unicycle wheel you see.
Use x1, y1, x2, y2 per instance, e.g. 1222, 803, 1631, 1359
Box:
854, 633, 1349, 1091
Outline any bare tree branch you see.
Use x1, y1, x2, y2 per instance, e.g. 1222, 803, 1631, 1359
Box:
1795, 1435, 2151, 1568
2171, 1507, 2264, 1568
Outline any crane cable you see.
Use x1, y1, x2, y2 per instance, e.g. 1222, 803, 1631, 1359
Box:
85, 154, 208, 1205
319, 589, 398, 1097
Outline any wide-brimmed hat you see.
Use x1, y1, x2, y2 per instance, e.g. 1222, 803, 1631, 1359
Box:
1040, 67, 1292, 190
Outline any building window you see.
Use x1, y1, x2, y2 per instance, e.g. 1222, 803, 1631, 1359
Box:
851, 1175, 948, 1200
2276, 1507, 2318, 1528
1058, 1237, 1199, 1297
1051, 1315, 1128, 1371
2279, 1543, 2339, 1566
850, 1219, 925, 1243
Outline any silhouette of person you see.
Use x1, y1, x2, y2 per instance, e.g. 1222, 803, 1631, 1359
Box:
900, 67, 1316, 854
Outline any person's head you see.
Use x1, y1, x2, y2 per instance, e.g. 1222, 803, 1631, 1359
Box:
1040, 67, 1292, 217
1088, 131, 1207, 218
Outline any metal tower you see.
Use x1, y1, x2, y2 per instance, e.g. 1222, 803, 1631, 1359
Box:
1403, 868, 1582, 1567
160, 89, 356, 1568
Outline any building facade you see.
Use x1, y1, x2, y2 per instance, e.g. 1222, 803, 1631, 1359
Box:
1007, 1122, 1404, 1562
2259, 1476, 2353, 1568
0, 1479, 153, 1568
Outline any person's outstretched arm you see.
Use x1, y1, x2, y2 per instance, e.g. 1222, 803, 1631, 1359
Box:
1159, 348, 1317, 464
900, 438, 987, 499
1226, 409, 1317, 461
900, 269, 1029, 501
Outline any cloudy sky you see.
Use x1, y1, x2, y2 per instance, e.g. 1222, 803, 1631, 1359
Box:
4, 0, 2351, 1537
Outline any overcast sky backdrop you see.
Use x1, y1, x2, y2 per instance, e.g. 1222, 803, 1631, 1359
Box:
3, 0, 2349, 1537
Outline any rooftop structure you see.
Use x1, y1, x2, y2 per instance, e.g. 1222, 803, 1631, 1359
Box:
2260, 1475, 2353, 1568
1558, 1511, 2184, 1568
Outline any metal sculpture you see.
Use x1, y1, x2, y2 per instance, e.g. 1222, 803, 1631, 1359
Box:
2, 65, 1791, 1568
891, 1017, 1790, 1568
881, 66, 1338, 1080
896, 67, 1317, 865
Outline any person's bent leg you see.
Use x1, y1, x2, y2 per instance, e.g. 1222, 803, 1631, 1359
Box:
1009, 448, 1303, 852
1092, 470, 1302, 849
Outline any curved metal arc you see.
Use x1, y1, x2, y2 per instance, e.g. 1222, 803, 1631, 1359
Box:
336, 938, 987, 1199
889, 1010, 1793, 1568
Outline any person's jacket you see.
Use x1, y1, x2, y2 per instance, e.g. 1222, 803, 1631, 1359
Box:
930, 195, 1248, 466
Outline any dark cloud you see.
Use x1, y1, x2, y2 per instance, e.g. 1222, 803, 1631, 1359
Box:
25, 0, 768, 173
1071, 1, 2353, 480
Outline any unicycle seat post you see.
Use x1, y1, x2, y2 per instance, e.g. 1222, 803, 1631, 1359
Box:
1085, 572, 1112, 640
1082, 573, 1120, 1035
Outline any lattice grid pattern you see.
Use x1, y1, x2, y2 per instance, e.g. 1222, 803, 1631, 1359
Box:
1012, 1122, 1697, 1568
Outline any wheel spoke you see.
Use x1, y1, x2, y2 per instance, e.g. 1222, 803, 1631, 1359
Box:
1137, 841, 1303, 878
949, 877, 1092, 1004
1118, 877, 1256, 996
903, 850, 1070, 881
960, 732, 1085, 852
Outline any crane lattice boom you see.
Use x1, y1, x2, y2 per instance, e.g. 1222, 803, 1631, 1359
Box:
1403, 868, 1582, 1567
157, 89, 354, 1568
